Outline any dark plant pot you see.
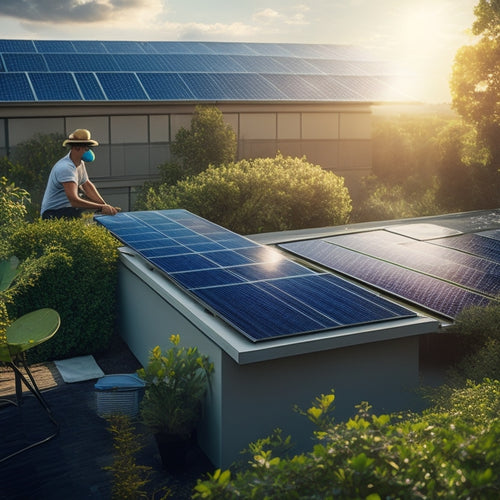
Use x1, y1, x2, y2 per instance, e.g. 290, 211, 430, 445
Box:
154, 432, 193, 473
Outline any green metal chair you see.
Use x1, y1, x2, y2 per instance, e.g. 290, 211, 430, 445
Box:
0, 308, 61, 462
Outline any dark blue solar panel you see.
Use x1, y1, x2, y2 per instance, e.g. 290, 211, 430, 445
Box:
0, 40, 35, 53
200, 42, 257, 55
272, 56, 321, 74
431, 233, 500, 264
193, 280, 332, 341
96, 210, 416, 342
179, 73, 227, 100
96, 73, 148, 100
262, 74, 327, 100
45, 53, 119, 72
75, 73, 107, 100
480, 229, 500, 241
102, 41, 146, 54
249, 43, 295, 57
209, 73, 287, 100
147, 42, 197, 54
299, 75, 364, 100
112, 54, 168, 72
29, 73, 82, 101
280, 239, 492, 320
72, 41, 107, 53
228, 55, 288, 73
326, 231, 500, 297
159, 54, 216, 72
34, 40, 76, 53
204, 55, 247, 73
137, 73, 194, 100
0, 73, 34, 101
3, 53, 48, 72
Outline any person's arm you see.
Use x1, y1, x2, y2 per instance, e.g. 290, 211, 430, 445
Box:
63, 181, 117, 215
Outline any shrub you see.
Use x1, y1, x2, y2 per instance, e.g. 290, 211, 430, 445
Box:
137, 153, 352, 234
446, 300, 500, 384
6, 218, 120, 362
194, 383, 500, 499
0, 176, 30, 259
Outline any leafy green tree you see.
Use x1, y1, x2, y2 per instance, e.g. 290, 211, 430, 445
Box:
3, 132, 66, 213
159, 105, 237, 184
137, 153, 352, 234
450, 0, 500, 207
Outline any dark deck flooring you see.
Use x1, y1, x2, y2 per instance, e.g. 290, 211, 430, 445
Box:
0, 339, 214, 500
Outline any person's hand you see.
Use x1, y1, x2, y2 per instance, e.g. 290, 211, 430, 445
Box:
101, 204, 119, 216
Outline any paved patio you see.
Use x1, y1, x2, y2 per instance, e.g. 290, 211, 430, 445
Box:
0, 337, 213, 500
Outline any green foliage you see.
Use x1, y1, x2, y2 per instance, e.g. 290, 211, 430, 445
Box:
159, 105, 237, 184
450, 0, 500, 207
6, 218, 120, 362
138, 335, 213, 437
0, 177, 30, 258
5, 132, 66, 213
104, 414, 157, 500
137, 153, 352, 234
445, 300, 500, 384
194, 382, 500, 499
353, 176, 441, 222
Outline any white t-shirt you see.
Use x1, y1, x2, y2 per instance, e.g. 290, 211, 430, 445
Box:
41, 152, 89, 214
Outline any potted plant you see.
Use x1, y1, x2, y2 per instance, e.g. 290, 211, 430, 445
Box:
137, 334, 213, 472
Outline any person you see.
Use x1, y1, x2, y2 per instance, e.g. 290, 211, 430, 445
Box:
41, 129, 118, 219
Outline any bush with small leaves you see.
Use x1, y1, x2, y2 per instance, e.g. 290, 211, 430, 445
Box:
7, 218, 120, 362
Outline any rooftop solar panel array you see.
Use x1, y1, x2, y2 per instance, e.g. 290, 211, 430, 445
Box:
95, 210, 416, 342
280, 223, 500, 321
0, 39, 411, 103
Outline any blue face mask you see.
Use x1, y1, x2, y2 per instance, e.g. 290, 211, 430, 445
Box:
82, 149, 95, 162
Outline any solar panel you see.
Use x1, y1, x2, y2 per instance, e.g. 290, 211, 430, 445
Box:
96, 73, 149, 100
102, 41, 146, 54
34, 40, 76, 53
29, 73, 82, 101
431, 233, 500, 264
0, 40, 35, 53
72, 41, 107, 53
178, 73, 227, 100
3, 53, 48, 72
323, 230, 500, 297
45, 53, 119, 72
0, 40, 412, 103
261, 74, 328, 100
209, 73, 287, 100
112, 54, 169, 72
0, 73, 34, 101
137, 73, 194, 100
280, 237, 494, 320
96, 210, 416, 342
74, 73, 107, 100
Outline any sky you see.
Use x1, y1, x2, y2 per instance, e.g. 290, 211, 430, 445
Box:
0, 0, 480, 102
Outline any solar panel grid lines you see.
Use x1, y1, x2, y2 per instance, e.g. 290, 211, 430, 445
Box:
28, 72, 83, 101
325, 230, 500, 298
279, 237, 495, 320
96, 210, 416, 342
0, 73, 34, 101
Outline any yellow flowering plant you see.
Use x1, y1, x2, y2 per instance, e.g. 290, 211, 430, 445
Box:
137, 335, 213, 438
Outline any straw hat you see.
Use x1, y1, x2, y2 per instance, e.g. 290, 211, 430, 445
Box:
63, 129, 99, 147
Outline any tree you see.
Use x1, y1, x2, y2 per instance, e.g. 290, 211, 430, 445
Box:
450, 0, 500, 207
6, 132, 66, 211
136, 153, 352, 234
160, 105, 237, 184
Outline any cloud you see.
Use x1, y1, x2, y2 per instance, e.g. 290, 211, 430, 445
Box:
253, 5, 310, 27
0, 0, 157, 23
